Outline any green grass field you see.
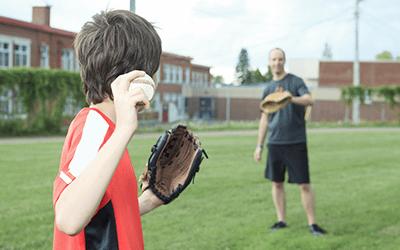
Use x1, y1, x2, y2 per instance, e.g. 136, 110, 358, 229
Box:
0, 130, 399, 249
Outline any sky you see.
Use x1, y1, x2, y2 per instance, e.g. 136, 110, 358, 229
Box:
1, 0, 399, 82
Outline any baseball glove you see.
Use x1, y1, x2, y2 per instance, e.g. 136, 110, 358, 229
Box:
260, 91, 292, 114
140, 125, 208, 204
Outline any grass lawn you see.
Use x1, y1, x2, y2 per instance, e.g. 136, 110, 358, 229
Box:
0, 130, 399, 249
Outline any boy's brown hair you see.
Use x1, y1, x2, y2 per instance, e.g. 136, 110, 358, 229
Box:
74, 10, 162, 104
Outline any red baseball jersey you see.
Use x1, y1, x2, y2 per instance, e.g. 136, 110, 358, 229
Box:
53, 107, 143, 250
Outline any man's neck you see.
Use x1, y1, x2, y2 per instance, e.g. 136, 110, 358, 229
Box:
90, 98, 116, 123
273, 71, 287, 81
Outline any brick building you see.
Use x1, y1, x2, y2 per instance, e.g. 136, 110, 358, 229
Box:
185, 59, 400, 122
291, 60, 400, 122
155, 52, 211, 122
4, 6, 396, 123
0, 6, 212, 123
0, 6, 77, 70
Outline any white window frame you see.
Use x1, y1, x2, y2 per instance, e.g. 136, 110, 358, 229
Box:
62, 48, 76, 71
14, 44, 28, 67
0, 35, 31, 68
185, 67, 190, 84
40, 43, 49, 68
163, 64, 171, 83
154, 68, 160, 84
178, 66, 183, 84
171, 65, 177, 83
62, 48, 79, 71
0, 39, 12, 68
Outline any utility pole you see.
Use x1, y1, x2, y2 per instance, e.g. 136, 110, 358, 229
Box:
352, 0, 363, 124
130, 0, 135, 13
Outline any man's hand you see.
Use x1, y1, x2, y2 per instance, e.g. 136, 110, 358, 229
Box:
111, 70, 150, 134
275, 86, 284, 93
253, 146, 263, 163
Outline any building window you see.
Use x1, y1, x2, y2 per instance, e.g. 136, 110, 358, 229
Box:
171, 65, 177, 82
0, 88, 24, 118
178, 66, 183, 83
185, 67, 190, 84
0, 36, 31, 68
63, 95, 81, 116
0, 90, 11, 115
192, 72, 209, 86
13, 44, 29, 67
192, 71, 205, 87
203, 73, 208, 85
163, 64, 183, 84
154, 68, 160, 84
163, 64, 171, 83
40, 44, 49, 68
61, 49, 75, 71
0, 41, 11, 68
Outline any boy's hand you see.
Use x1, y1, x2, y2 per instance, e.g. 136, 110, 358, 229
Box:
111, 70, 150, 134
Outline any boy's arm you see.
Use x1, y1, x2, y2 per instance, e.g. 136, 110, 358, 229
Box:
139, 189, 163, 215
55, 71, 149, 235
56, 129, 133, 235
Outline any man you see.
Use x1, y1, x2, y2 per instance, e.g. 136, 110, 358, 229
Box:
53, 10, 163, 249
253, 48, 326, 235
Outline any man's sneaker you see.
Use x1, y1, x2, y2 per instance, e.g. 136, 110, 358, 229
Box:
309, 224, 327, 236
271, 221, 287, 231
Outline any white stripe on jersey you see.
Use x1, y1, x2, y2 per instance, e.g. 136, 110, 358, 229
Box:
59, 171, 72, 184
68, 110, 109, 178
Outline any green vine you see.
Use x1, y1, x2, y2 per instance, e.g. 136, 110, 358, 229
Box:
0, 68, 84, 135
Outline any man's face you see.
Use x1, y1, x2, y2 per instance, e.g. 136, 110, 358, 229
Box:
269, 50, 285, 75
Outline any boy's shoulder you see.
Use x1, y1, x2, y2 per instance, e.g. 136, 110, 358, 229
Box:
67, 108, 90, 133
66, 108, 111, 142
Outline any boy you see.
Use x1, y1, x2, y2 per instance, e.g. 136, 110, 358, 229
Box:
53, 10, 163, 250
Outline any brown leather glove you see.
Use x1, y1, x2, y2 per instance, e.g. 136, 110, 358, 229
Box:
140, 125, 208, 204
260, 91, 292, 114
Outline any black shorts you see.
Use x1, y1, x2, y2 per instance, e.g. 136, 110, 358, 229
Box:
265, 143, 310, 184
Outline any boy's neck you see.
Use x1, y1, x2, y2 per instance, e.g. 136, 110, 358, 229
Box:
90, 98, 116, 123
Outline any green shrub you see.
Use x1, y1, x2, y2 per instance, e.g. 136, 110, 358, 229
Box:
0, 68, 84, 136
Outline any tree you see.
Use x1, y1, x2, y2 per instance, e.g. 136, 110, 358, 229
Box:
341, 86, 365, 123
375, 51, 393, 60
247, 68, 272, 83
247, 69, 263, 83
264, 66, 273, 82
212, 75, 224, 84
235, 48, 251, 84
322, 42, 333, 60
341, 87, 355, 123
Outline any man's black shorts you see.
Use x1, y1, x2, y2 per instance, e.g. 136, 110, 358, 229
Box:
265, 143, 310, 184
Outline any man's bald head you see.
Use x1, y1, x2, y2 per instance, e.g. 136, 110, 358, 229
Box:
269, 48, 286, 62
268, 48, 286, 77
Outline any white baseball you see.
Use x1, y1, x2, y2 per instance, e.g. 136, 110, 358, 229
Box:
129, 74, 155, 100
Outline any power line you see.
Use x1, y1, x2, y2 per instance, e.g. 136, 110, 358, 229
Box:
252, 1, 355, 39
249, 16, 353, 54
363, 18, 399, 45
203, 14, 354, 67
362, 9, 400, 33
247, 8, 354, 50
